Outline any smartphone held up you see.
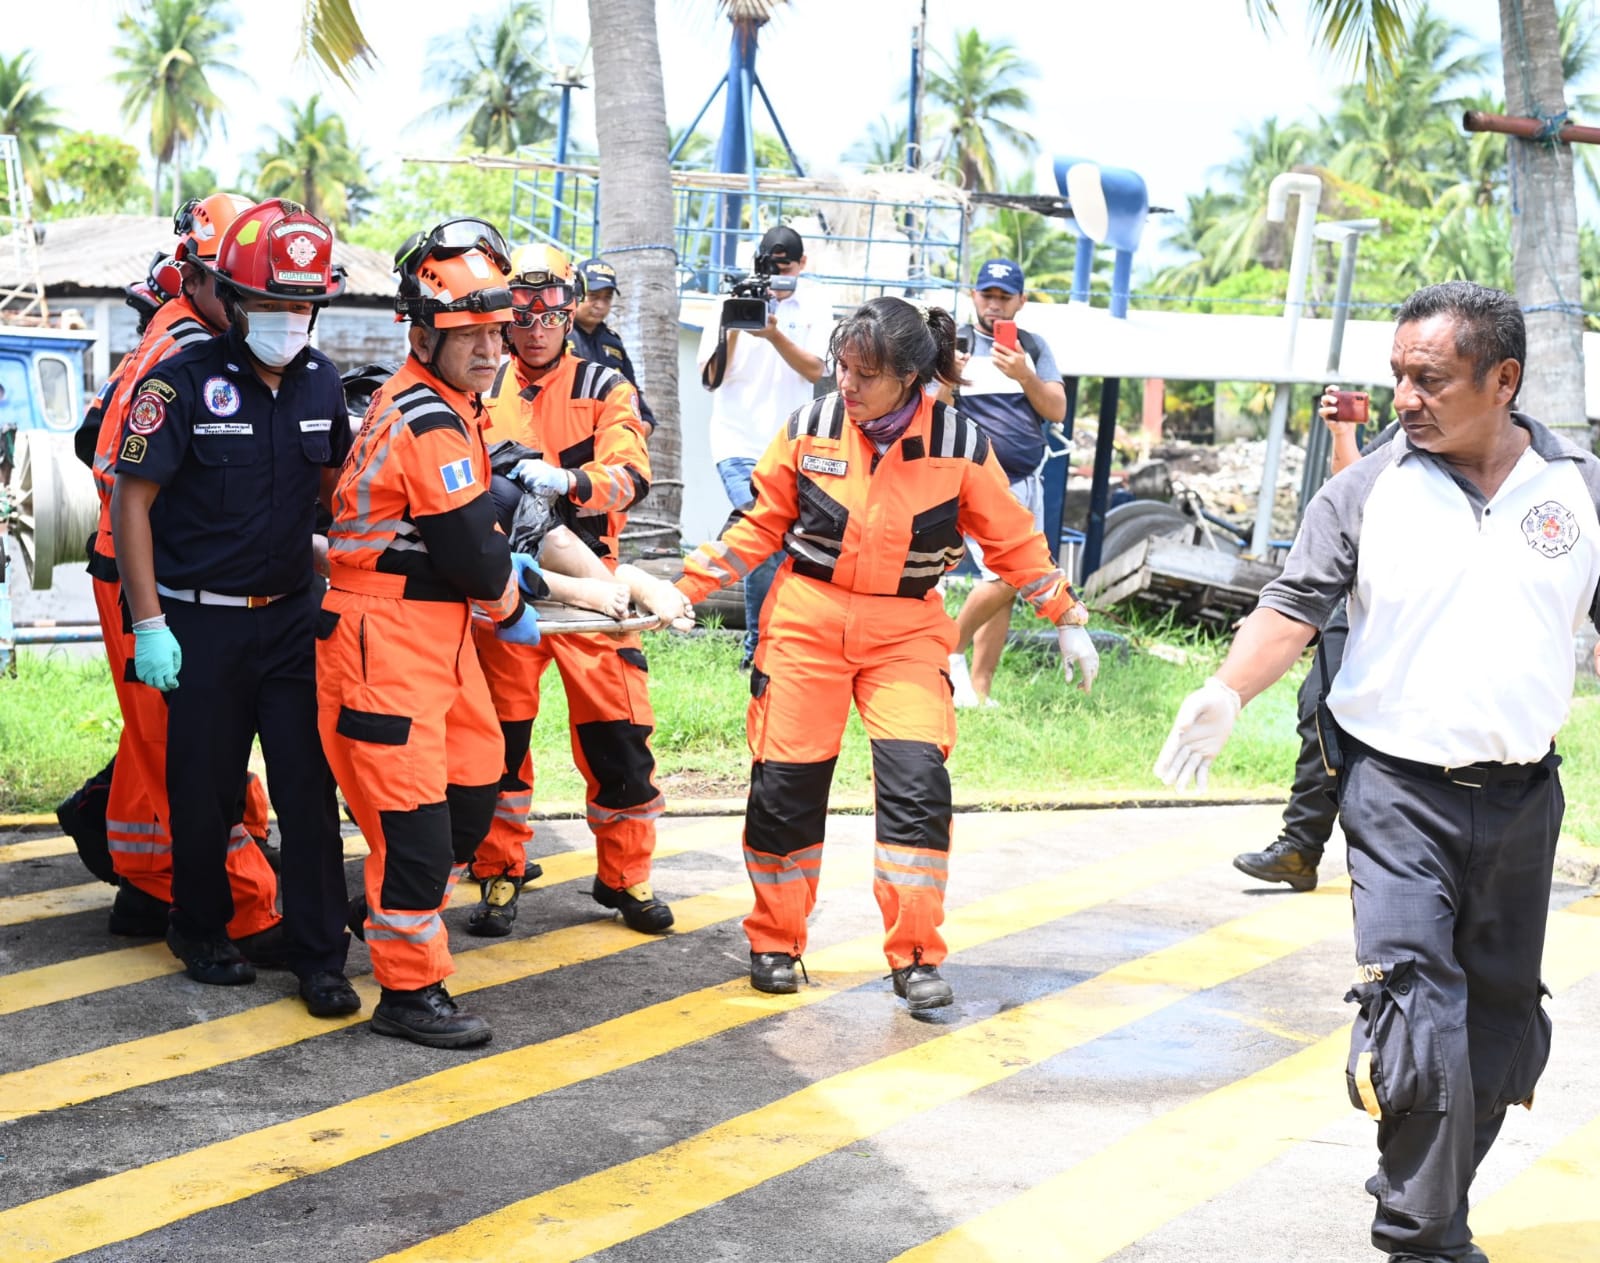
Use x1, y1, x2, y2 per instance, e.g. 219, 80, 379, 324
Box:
1332, 390, 1369, 424
991, 319, 1018, 352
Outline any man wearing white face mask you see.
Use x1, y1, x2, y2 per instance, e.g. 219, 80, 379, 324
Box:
111, 199, 360, 1018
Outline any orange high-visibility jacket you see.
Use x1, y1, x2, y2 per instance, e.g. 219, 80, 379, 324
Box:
92, 296, 218, 544
680, 391, 1079, 623
327, 358, 522, 625
482, 351, 651, 560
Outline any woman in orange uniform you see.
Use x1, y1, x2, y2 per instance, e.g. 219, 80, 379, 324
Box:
676, 297, 1100, 1011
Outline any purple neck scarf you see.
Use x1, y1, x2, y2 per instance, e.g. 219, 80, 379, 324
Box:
854, 392, 920, 446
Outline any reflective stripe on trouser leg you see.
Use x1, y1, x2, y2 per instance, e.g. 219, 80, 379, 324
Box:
742, 758, 837, 956
554, 632, 662, 890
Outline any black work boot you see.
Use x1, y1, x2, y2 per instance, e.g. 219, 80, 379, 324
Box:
750, 951, 801, 994
298, 970, 361, 1018
592, 878, 675, 934
1232, 837, 1320, 891
371, 983, 492, 1049
465, 872, 522, 938
891, 962, 954, 1011
108, 879, 170, 937
232, 922, 291, 970
166, 924, 255, 986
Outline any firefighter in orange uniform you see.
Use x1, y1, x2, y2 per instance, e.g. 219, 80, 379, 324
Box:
676, 297, 1101, 1010
468, 244, 671, 938
320, 218, 545, 1049
86, 193, 280, 944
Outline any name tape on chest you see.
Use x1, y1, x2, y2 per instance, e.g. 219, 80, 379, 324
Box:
1522, 500, 1580, 557
439, 457, 476, 494
202, 376, 241, 418
800, 454, 848, 477
193, 422, 253, 436
299, 418, 333, 432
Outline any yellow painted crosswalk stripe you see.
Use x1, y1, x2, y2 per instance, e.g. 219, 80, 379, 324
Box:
375, 879, 1357, 1263
891, 896, 1600, 1263
0, 827, 716, 1017
0, 823, 1247, 1263
0, 814, 1043, 1120
0, 833, 74, 863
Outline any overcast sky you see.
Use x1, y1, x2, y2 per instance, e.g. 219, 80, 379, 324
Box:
11, 0, 1560, 250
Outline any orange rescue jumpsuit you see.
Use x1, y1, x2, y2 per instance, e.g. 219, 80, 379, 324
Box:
472, 353, 660, 891
318, 358, 523, 991
87, 300, 277, 935
678, 393, 1078, 968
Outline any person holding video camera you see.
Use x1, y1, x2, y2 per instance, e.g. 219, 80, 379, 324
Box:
697, 224, 833, 668
943, 258, 1067, 708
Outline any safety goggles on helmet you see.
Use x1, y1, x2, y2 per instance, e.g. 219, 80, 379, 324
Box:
395, 218, 513, 282
508, 281, 576, 325
396, 245, 516, 329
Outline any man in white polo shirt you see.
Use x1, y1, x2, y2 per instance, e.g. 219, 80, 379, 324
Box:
1154, 281, 1600, 1263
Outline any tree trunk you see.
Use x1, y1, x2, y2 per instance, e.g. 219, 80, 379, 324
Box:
152, 157, 165, 216
588, 0, 681, 553
1501, 0, 1589, 448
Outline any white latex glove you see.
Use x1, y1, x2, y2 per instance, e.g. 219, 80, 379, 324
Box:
509, 458, 575, 497
1153, 676, 1242, 792
1057, 625, 1100, 692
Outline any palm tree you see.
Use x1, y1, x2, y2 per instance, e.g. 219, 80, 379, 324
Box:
425, 1, 557, 153
0, 51, 64, 209
588, 0, 681, 550
295, 0, 376, 88
111, 0, 244, 215
1323, 6, 1489, 206
923, 28, 1037, 192
1197, 116, 1328, 277
1249, 0, 1588, 446
846, 115, 911, 171
249, 95, 369, 226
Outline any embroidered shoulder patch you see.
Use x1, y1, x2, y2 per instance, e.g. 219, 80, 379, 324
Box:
439, 457, 476, 493
800, 454, 847, 477
1522, 500, 1579, 558
136, 378, 177, 403
127, 393, 166, 436
120, 434, 148, 464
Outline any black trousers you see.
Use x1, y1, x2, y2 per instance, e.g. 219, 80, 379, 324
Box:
163, 588, 348, 976
1279, 611, 1349, 854
1340, 742, 1560, 1259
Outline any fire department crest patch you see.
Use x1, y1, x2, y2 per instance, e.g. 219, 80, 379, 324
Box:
127, 393, 165, 435
285, 234, 318, 268
1522, 500, 1579, 558
203, 376, 241, 417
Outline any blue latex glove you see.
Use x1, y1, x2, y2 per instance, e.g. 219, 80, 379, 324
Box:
133, 622, 182, 691
509, 458, 573, 497
494, 601, 542, 646
509, 551, 543, 597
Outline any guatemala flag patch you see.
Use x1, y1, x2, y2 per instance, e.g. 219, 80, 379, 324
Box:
439, 457, 476, 493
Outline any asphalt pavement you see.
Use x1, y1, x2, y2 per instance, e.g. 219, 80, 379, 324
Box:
1, 804, 1597, 1263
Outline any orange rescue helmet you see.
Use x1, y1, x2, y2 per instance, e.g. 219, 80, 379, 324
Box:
394, 217, 516, 329
172, 192, 255, 265
507, 242, 576, 323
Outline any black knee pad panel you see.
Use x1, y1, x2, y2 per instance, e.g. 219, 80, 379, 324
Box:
747, 758, 837, 856
870, 739, 952, 851
574, 720, 658, 808
446, 782, 499, 864
378, 801, 455, 910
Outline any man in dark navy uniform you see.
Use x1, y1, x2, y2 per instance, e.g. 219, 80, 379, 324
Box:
111, 198, 358, 1018
568, 256, 657, 432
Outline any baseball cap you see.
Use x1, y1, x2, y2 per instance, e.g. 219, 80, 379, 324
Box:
576, 257, 619, 295
974, 258, 1025, 295
759, 224, 804, 264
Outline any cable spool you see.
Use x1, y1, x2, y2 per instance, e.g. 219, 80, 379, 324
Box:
4, 431, 98, 590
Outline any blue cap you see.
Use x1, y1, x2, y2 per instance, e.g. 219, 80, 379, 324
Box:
974, 258, 1024, 295
576, 257, 619, 295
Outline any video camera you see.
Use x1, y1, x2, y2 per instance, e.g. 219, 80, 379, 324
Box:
720, 251, 798, 331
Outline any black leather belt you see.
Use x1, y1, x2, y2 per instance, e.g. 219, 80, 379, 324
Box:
1344, 736, 1554, 789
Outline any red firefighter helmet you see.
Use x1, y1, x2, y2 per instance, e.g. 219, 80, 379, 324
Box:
209, 199, 346, 303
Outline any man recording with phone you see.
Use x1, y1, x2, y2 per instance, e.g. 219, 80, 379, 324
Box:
696, 224, 832, 668
944, 258, 1068, 707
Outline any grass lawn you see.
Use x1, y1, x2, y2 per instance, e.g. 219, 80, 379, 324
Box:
6, 612, 1600, 848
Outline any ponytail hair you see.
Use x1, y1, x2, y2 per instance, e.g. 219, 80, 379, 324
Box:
827, 296, 967, 394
